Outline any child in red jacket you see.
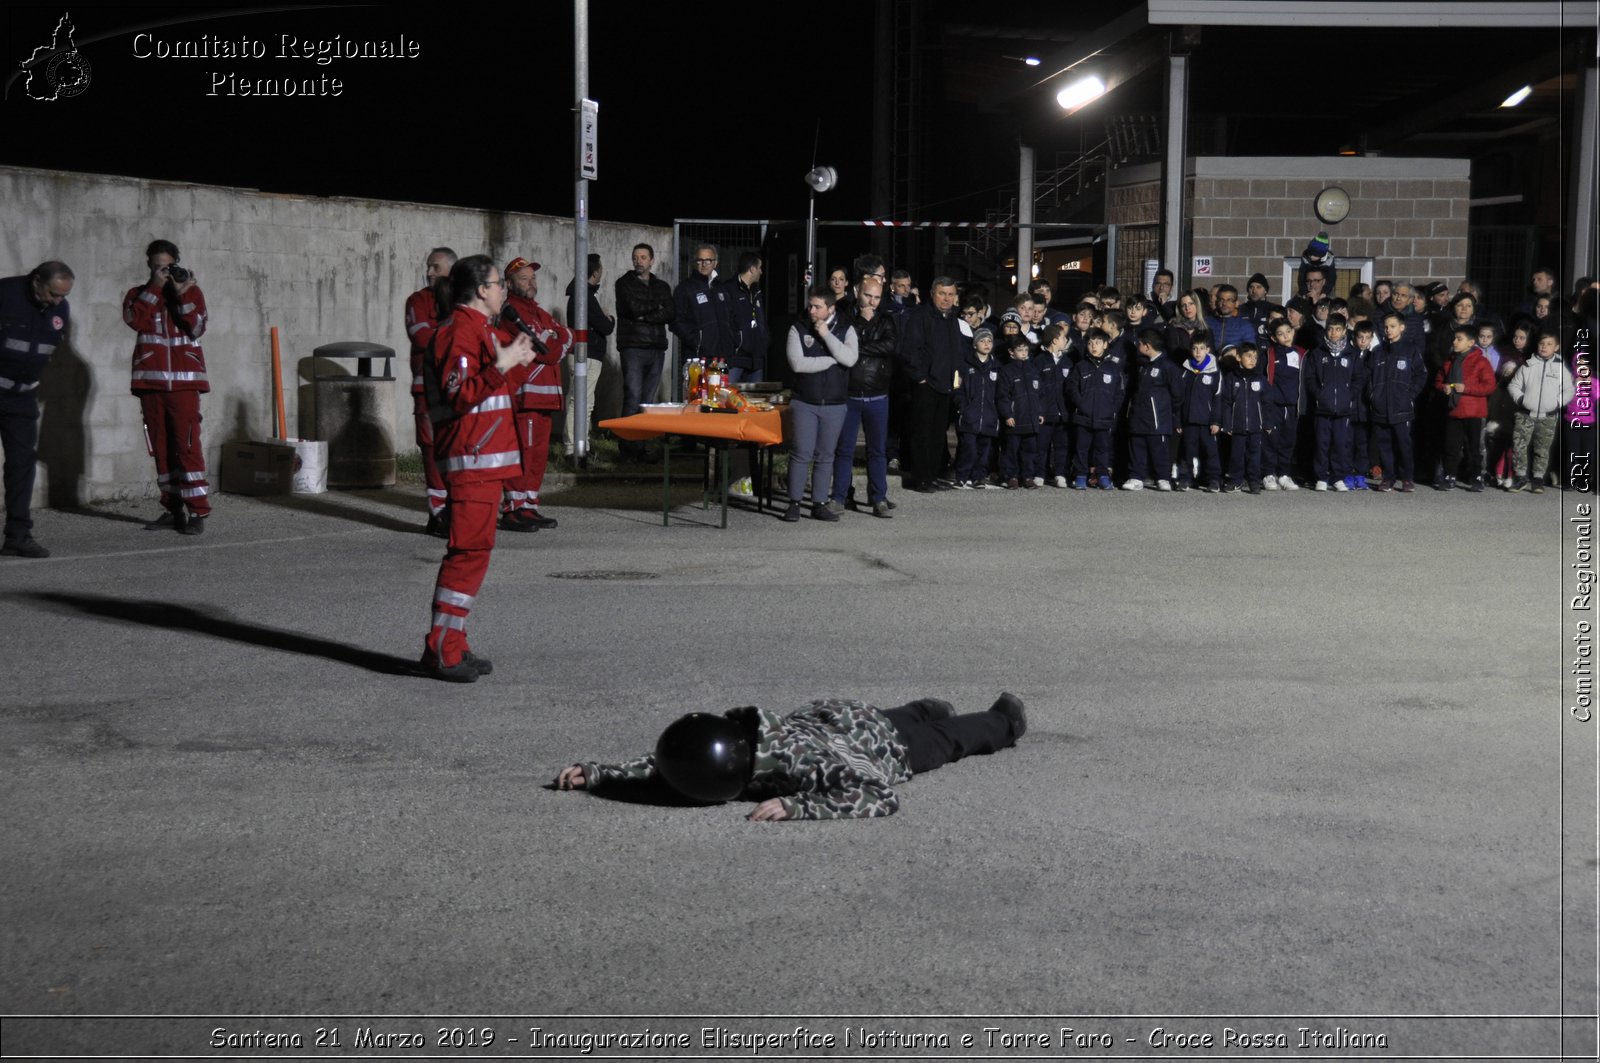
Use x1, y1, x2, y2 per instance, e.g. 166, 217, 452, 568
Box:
1433, 324, 1497, 491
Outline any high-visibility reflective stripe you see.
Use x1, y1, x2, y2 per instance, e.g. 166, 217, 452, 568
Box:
520, 384, 562, 395
181, 303, 197, 314
434, 587, 475, 609
407, 321, 428, 335
132, 370, 207, 382
179, 485, 208, 499
0, 376, 39, 392
35, 343, 54, 355
426, 488, 448, 499
138, 333, 204, 348
439, 449, 519, 473
179, 470, 206, 481
430, 612, 467, 632
139, 291, 159, 304
157, 473, 173, 484
412, 375, 425, 387
467, 394, 513, 415
4, 338, 31, 352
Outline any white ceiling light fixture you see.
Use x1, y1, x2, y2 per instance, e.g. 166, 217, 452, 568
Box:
1500, 85, 1533, 108
1056, 75, 1106, 111
803, 166, 838, 193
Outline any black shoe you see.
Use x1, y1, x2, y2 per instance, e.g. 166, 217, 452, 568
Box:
1246, 482, 1262, 494
989, 692, 1027, 740
461, 651, 493, 676
1435, 476, 1456, 491
421, 653, 479, 684
1463, 478, 1484, 493
498, 512, 540, 532
1220, 482, 1238, 493
177, 515, 205, 536
424, 513, 449, 538
781, 502, 802, 522
871, 501, 893, 518
1, 536, 49, 558
144, 510, 187, 531
813, 502, 840, 522
1172, 481, 1189, 492
522, 507, 559, 529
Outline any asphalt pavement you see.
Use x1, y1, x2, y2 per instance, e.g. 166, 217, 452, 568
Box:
1, 472, 1593, 1059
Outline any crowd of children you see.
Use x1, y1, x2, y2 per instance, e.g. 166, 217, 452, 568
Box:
931, 257, 1594, 495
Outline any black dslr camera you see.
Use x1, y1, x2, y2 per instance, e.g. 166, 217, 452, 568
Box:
165, 264, 191, 284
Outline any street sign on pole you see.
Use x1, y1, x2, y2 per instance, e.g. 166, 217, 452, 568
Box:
580, 98, 598, 180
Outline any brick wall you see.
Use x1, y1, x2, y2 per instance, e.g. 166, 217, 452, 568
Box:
1109, 156, 1472, 295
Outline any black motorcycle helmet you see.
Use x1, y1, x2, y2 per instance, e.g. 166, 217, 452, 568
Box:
653, 712, 754, 803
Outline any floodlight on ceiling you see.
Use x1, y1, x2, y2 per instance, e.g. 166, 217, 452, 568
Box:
1500, 85, 1533, 108
804, 166, 838, 193
1056, 75, 1106, 111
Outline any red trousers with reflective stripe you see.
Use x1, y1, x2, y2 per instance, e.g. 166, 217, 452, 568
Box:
412, 396, 447, 517
501, 409, 553, 512
424, 480, 500, 667
139, 391, 210, 517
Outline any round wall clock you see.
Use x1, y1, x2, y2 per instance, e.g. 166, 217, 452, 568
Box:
1314, 186, 1351, 225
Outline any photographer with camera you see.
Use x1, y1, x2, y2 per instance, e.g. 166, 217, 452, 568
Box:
123, 239, 211, 535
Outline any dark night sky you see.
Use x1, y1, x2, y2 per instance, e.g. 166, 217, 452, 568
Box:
2, 2, 878, 227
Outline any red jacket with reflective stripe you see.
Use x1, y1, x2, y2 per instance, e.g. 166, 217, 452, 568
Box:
432, 306, 532, 485
497, 294, 571, 411
123, 282, 209, 394
405, 286, 444, 397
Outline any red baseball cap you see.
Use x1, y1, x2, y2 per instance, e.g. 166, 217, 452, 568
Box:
504, 257, 542, 276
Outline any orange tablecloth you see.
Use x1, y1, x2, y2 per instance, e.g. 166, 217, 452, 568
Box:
600, 406, 783, 446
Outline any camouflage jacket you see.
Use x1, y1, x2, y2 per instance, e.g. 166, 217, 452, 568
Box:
583, 699, 913, 819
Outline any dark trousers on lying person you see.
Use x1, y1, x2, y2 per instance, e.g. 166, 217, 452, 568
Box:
881, 698, 1018, 774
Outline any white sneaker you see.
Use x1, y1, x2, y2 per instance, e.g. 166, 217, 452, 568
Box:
1262, 475, 1279, 490
1053, 475, 1068, 488
1333, 479, 1350, 491
1156, 479, 1173, 491
1314, 480, 1329, 491
1122, 478, 1145, 491
1032, 476, 1046, 487
952, 480, 973, 490
1280, 476, 1300, 490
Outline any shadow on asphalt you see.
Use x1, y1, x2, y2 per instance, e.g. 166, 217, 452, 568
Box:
248, 492, 424, 534
16, 591, 423, 678
56, 505, 152, 526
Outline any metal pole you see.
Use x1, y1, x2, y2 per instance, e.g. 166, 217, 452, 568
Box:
571, 0, 590, 460
1018, 142, 1035, 295
805, 191, 817, 305
1569, 59, 1598, 287
1163, 51, 1189, 287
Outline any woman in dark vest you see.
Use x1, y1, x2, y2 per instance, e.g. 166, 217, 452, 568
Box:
782, 288, 859, 522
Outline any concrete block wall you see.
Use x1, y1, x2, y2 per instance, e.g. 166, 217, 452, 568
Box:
1, 165, 671, 509
1108, 156, 1472, 295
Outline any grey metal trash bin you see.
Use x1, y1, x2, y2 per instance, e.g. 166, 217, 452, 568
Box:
312, 340, 397, 488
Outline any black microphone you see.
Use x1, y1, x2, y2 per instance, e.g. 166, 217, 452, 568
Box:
498, 304, 549, 355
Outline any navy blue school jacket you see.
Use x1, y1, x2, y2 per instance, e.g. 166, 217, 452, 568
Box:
1176, 353, 1223, 425
956, 352, 1002, 437
1305, 341, 1365, 417
1127, 355, 1182, 435
997, 357, 1043, 434
1068, 354, 1124, 429
1365, 337, 1427, 425
1218, 367, 1267, 434
1036, 350, 1070, 424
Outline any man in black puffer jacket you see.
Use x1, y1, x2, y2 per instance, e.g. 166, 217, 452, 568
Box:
614, 243, 676, 461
